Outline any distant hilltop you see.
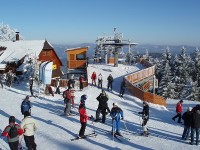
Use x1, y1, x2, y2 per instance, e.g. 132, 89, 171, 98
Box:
53, 43, 197, 59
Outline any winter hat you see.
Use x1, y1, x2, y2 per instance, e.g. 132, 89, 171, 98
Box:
9, 116, 15, 123
188, 107, 192, 111
113, 103, 118, 106
143, 101, 147, 105
24, 95, 29, 100
180, 100, 183, 103
24, 111, 31, 117
81, 94, 87, 101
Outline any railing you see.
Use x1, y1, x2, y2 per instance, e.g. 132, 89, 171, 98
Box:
125, 59, 166, 106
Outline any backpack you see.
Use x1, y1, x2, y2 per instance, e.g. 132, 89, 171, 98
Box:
9, 125, 18, 138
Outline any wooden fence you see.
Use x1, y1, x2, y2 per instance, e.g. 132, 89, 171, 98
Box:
125, 59, 166, 106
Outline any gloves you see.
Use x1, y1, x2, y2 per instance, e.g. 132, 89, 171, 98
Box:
121, 117, 124, 120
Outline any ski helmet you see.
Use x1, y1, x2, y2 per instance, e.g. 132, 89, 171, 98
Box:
81, 94, 87, 101
9, 116, 15, 123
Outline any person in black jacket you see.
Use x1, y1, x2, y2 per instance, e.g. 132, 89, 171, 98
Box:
107, 74, 113, 91
94, 90, 110, 123
181, 107, 192, 140
119, 78, 126, 97
190, 106, 200, 145
138, 101, 149, 136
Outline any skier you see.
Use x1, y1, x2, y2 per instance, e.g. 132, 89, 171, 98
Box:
91, 72, 97, 86
48, 85, 54, 97
63, 87, 72, 116
29, 77, 34, 96
110, 103, 124, 136
70, 86, 76, 108
20, 111, 37, 150
94, 90, 110, 123
68, 76, 75, 89
55, 78, 60, 94
119, 78, 126, 97
79, 75, 84, 91
138, 101, 149, 136
98, 73, 103, 88
21, 95, 32, 118
172, 100, 183, 123
107, 74, 113, 91
78, 94, 93, 138
190, 105, 200, 145
1, 116, 24, 150
0, 74, 3, 88
181, 107, 192, 140
6, 69, 13, 87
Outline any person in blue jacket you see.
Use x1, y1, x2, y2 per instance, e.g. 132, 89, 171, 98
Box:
110, 103, 124, 136
21, 95, 32, 118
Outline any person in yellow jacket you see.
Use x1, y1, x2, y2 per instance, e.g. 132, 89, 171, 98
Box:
20, 111, 37, 150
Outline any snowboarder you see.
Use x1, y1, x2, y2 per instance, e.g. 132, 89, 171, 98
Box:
1, 116, 24, 150
94, 90, 110, 123
79, 75, 84, 91
98, 73, 103, 88
190, 105, 200, 145
181, 107, 192, 140
78, 94, 93, 138
172, 100, 183, 123
110, 103, 124, 136
91, 72, 97, 86
63, 87, 72, 116
20, 111, 37, 150
138, 101, 149, 136
29, 77, 34, 96
107, 74, 113, 91
21, 95, 32, 118
119, 78, 126, 97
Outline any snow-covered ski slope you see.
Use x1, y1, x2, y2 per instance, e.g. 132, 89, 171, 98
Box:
0, 63, 200, 150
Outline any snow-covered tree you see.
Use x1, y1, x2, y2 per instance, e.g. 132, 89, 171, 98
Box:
191, 48, 200, 87
0, 23, 24, 41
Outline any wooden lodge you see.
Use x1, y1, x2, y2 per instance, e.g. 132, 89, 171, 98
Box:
65, 47, 89, 87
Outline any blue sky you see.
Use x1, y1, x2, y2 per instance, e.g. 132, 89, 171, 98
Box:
1, 0, 200, 46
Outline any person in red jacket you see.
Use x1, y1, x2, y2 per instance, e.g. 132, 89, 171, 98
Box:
2, 116, 23, 150
172, 100, 183, 123
78, 94, 93, 138
91, 72, 97, 86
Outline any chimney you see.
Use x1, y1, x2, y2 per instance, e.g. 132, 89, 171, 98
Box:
16, 32, 19, 41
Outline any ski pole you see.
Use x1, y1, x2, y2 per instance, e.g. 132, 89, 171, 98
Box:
123, 120, 130, 133
91, 119, 96, 134
112, 119, 115, 141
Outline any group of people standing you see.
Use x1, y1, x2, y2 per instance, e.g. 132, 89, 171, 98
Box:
172, 100, 200, 146
2, 95, 37, 150
76, 88, 149, 139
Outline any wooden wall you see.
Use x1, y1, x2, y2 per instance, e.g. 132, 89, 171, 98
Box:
125, 59, 166, 106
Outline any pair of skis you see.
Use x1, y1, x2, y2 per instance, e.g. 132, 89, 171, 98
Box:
71, 132, 97, 141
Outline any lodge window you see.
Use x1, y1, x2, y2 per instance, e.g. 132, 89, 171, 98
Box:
76, 54, 85, 60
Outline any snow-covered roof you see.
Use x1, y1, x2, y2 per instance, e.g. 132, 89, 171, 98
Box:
65, 46, 89, 52
0, 40, 46, 63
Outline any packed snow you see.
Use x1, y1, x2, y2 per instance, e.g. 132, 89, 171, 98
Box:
0, 63, 200, 150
